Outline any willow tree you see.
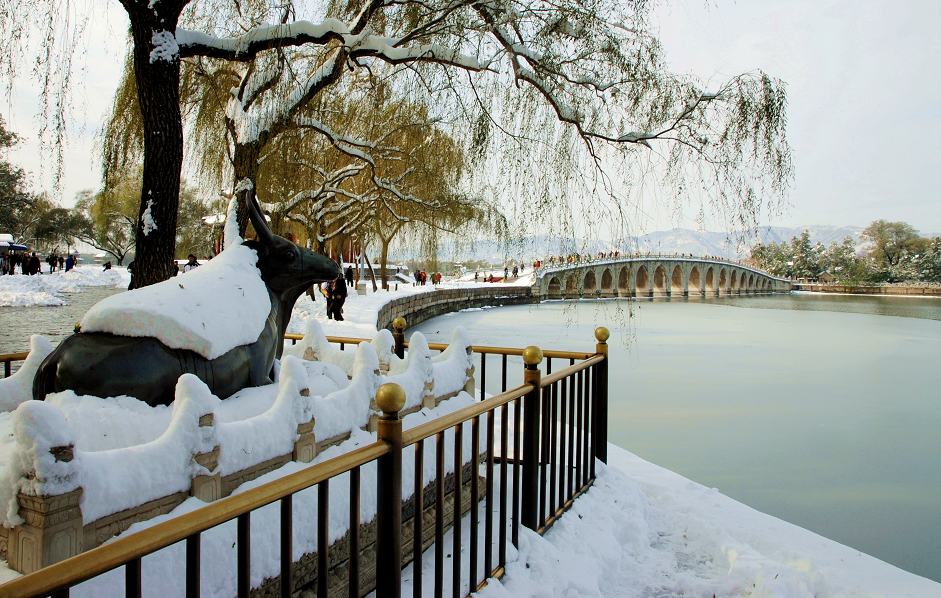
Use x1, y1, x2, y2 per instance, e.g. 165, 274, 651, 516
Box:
3, 0, 791, 287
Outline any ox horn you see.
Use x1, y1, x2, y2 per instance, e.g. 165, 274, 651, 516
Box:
243, 186, 275, 246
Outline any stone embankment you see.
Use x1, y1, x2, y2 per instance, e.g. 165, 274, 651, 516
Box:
376, 286, 534, 330
793, 284, 941, 297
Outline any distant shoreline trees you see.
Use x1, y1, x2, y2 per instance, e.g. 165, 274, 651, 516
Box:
750, 221, 941, 284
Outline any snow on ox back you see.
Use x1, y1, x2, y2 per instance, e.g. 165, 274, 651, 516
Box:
80, 245, 271, 360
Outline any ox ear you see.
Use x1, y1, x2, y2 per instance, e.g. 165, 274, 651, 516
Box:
243, 190, 275, 247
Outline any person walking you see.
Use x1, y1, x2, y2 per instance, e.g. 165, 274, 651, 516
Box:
321, 280, 334, 318
330, 274, 348, 321
31, 252, 43, 274
504, 266, 509, 280
183, 254, 200, 272
64, 253, 74, 272
413, 269, 421, 286
344, 265, 354, 287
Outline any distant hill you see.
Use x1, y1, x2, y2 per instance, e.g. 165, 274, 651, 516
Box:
424, 226, 868, 263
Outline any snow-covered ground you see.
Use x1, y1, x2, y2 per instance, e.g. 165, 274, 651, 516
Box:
475, 446, 941, 598
0, 266, 130, 307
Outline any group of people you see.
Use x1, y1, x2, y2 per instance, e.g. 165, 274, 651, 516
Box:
1, 252, 75, 275
412, 270, 442, 286
472, 261, 526, 283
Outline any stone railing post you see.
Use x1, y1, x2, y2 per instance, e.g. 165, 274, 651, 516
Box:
293, 387, 317, 462
521, 345, 543, 534
463, 345, 476, 397
7, 444, 84, 574
375, 383, 405, 598
191, 413, 222, 502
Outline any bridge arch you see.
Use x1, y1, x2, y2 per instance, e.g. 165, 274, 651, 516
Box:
653, 265, 667, 295
547, 276, 562, 299
719, 268, 728, 294
600, 268, 613, 297
705, 267, 715, 294
748, 273, 755, 293
636, 265, 650, 296
731, 270, 739, 293
583, 270, 598, 295
689, 266, 702, 296
670, 265, 684, 296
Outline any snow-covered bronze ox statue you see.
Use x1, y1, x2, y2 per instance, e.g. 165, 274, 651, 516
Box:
32, 196, 340, 407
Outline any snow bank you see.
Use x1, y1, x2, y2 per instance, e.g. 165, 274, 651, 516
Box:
80, 245, 270, 360
216, 357, 312, 476
79, 376, 218, 522
479, 444, 941, 598
0, 266, 129, 307
385, 332, 433, 411
0, 335, 53, 412
308, 344, 380, 440
431, 328, 473, 397
0, 401, 79, 526
46, 391, 172, 451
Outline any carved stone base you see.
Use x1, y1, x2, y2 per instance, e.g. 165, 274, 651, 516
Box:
7, 488, 84, 574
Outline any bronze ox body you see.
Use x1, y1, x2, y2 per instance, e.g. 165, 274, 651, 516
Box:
32, 197, 340, 407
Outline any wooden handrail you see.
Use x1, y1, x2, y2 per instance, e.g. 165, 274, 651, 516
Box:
402, 384, 533, 447
0, 442, 390, 598
0, 352, 28, 362
540, 354, 605, 387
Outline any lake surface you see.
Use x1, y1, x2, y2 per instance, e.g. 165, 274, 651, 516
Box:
0, 286, 123, 357
414, 294, 941, 583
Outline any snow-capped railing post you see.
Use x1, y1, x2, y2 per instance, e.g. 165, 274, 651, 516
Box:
520, 346, 544, 536
463, 344, 475, 397
7, 450, 84, 574
391, 316, 407, 359
592, 327, 610, 468
375, 383, 405, 598
293, 388, 317, 463
191, 413, 222, 502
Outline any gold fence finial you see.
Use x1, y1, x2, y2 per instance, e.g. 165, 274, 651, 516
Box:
594, 326, 610, 343
376, 382, 406, 415
392, 316, 407, 331
522, 345, 543, 366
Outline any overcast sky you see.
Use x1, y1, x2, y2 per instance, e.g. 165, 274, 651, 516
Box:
4, 0, 941, 234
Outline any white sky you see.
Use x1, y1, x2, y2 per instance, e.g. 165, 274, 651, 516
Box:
4, 0, 941, 233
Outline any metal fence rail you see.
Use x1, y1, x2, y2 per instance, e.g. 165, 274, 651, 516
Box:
0, 323, 609, 598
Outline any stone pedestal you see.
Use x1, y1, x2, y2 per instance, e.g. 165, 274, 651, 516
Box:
191, 413, 222, 502
294, 419, 317, 463
7, 488, 84, 574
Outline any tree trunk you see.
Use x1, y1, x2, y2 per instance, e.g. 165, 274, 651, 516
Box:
364, 253, 378, 292
379, 238, 390, 290
232, 141, 264, 236
127, 6, 184, 289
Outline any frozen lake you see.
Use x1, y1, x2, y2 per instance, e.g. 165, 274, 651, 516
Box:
414, 294, 941, 584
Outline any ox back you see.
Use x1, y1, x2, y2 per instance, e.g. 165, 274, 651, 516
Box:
32, 290, 281, 407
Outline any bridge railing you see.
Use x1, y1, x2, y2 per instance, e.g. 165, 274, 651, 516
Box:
0, 325, 610, 598
533, 253, 791, 284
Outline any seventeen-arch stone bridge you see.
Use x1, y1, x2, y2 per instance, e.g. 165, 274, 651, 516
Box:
535, 255, 791, 299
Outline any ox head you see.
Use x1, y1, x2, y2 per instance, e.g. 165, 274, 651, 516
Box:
243, 195, 341, 295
